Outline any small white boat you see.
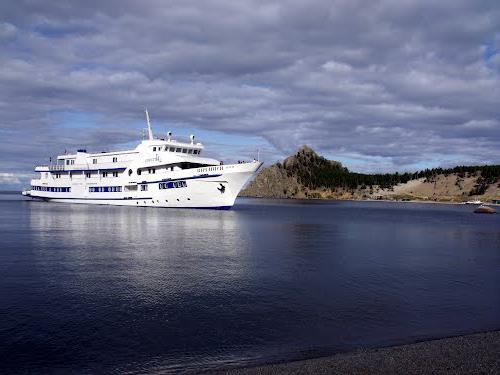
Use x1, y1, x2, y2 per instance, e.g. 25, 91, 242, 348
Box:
464, 200, 483, 205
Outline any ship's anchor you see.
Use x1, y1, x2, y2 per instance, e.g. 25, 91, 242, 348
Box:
217, 183, 226, 194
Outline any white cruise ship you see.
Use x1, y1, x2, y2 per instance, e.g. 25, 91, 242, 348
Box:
23, 111, 262, 209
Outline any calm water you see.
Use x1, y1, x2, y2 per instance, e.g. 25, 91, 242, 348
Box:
1, 193, 499, 373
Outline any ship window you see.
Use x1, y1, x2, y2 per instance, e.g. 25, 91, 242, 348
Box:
66, 160, 69, 165
113, 157, 117, 163
112, 171, 118, 177
93, 159, 97, 164
85, 172, 91, 178
188, 149, 193, 154
102, 172, 108, 177
137, 169, 141, 175
176, 148, 181, 152
169, 147, 175, 152
153, 147, 156, 151
182, 148, 187, 153
140, 184, 148, 191
70, 160, 74, 165
128, 169, 132, 176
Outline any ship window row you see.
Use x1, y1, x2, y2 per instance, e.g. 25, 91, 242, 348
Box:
91, 157, 119, 164
32, 186, 71, 192
89, 186, 123, 193
51, 171, 122, 177
197, 166, 223, 173
159, 181, 187, 189
152, 146, 201, 155
136, 162, 209, 175
101, 171, 120, 177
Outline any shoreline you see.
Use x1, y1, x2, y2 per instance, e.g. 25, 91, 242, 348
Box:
218, 330, 500, 374
239, 195, 500, 206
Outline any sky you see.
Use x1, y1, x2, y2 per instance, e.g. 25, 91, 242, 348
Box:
1, 0, 499, 189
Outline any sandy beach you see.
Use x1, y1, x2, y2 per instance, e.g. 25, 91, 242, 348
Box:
218, 331, 500, 374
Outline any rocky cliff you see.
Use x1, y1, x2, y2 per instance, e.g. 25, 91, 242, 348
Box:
240, 146, 500, 202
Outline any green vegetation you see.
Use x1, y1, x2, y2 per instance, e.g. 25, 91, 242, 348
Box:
281, 148, 500, 191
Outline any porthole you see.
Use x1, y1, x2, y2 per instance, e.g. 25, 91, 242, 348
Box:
128, 170, 132, 176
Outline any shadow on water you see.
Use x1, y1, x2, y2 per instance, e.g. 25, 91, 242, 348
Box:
0, 195, 499, 373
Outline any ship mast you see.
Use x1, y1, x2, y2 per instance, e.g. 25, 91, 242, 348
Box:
145, 108, 154, 141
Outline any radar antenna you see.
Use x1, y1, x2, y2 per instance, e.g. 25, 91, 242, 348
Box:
145, 108, 154, 140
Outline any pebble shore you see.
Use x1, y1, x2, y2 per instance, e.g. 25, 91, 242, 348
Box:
218, 331, 500, 374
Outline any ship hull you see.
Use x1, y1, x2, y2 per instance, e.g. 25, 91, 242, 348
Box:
26, 162, 261, 209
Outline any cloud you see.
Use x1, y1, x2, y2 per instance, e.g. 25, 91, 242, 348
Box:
0, 172, 34, 188
0, 0, 499, 188
0, 173, 21, 184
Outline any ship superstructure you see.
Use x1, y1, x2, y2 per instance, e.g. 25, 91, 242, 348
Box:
24, 111, 262, 209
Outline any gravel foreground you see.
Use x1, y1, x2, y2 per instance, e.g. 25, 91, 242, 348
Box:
216, 331, 500, 375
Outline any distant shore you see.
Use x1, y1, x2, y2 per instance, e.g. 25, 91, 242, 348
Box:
239, 196, 500, 206
240, 146, 500, 204
218, 330, 500, 374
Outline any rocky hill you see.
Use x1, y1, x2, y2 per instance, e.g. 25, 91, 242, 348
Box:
240, 146, 500, 202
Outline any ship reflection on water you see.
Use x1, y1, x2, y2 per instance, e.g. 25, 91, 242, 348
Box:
29, 201, 250, 299
1, 197, 499, 373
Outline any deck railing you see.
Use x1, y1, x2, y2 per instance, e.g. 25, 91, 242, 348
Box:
49, 165, 65, 171
36, 161, 132, 172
